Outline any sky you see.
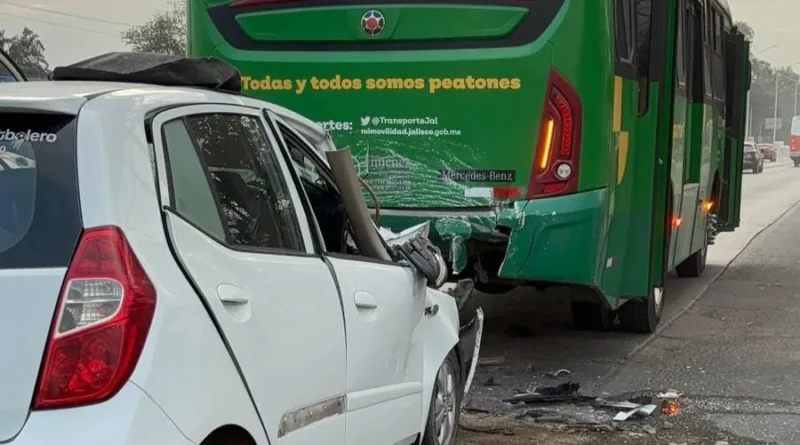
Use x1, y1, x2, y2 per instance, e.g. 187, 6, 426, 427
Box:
0, 0, 797, 69
0, 0, 170, 67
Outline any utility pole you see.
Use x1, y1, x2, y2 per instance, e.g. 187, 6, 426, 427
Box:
772, 62, 800, 144
774, 73, 780, 143
748, 45, 778, 140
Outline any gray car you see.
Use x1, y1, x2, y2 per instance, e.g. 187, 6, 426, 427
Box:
743, 143, 764, 174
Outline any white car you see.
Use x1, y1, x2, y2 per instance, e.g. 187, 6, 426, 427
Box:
0, 60, 482, 445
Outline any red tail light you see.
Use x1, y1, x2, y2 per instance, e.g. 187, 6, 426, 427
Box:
791, 137, 799, 151
33, 226, 156, 409
527, 70, 583, 199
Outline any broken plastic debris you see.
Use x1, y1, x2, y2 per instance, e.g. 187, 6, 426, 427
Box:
612, 404, 658, 421
657, 389, 681, 399
379, 222, 430, 247
594, 399, 642, 410
657, 389, 682, 416
545, 369, 571, 378
449, 236, 467, 275
534, 382, 580, 396
505, 382, 594, 405
478, 356, 506, 366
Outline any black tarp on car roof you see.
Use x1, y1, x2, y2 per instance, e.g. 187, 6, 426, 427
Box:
52, 52, 241, 93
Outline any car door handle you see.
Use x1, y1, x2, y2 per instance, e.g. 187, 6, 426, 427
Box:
217, 283, 251, 305
354, 291, 378, 309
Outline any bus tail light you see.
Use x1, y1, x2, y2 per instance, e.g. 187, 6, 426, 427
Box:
527, 70, 583, 199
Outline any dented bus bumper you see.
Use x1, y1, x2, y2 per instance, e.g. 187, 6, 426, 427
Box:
495, 188, 607, 286
377, 187, 608, 287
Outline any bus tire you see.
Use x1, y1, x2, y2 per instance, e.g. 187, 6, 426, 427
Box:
675, 237, 707, 278
618, 287, 664, 334
570, 301, 615, 331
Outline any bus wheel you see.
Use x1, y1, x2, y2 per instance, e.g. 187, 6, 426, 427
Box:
675, 241, 707, 278
618, 287, 664, 334
571, 301, 615, 331
569, 287, 615, 331
676, 212, 713, 278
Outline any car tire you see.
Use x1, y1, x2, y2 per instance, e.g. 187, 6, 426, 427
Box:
752, 165, 759, 174
618, 286, 664, 334
421, 350, 461, 445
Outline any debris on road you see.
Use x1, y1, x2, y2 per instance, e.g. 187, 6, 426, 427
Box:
657, 389, 682, 399
545, 368, 572, 378
505, 382, 594, 405
479, 355, 506, 366
482, 376, 500, 387
611, 403, 658, 421
464, 396, 514, 414
657, 389, 683, 416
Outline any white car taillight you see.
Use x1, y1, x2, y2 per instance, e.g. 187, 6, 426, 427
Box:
33, 226, 156, 409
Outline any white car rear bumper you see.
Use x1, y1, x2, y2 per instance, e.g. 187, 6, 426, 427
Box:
12, 383, 194, 445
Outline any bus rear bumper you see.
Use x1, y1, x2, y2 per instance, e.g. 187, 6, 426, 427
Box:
495, 188, 608, 286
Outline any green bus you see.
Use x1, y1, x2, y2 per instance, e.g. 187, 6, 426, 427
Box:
187, 0, 750, 333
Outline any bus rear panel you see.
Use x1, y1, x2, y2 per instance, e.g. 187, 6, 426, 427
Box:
189, 0, 613, 211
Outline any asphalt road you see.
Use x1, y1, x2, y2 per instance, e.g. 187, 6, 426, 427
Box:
461, 157, 800, 444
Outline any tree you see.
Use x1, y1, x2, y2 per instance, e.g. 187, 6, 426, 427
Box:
735, 21, 754, 42
0, 27, 49, 79
734, 20, 799, 142
121, 0, 186, 56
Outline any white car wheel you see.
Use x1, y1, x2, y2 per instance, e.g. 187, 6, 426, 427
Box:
422, 350, 461, 445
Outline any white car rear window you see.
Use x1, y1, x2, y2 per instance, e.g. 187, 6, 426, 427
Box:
0, 113, 81, 268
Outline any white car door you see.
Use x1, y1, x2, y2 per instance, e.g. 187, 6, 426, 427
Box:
266, 114, 426, 445
150, 105, 347, 445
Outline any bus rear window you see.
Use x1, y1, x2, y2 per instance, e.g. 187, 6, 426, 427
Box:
0, 113, 82, 269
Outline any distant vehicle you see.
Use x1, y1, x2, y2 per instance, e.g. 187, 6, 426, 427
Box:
791, 116, 800, 166
756, 143, 777, 162
744, 142, 764, 173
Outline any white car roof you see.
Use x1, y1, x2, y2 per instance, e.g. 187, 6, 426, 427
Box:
0, 81, 331, 147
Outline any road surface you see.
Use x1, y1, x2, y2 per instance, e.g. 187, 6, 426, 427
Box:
459, 158, 800, 444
